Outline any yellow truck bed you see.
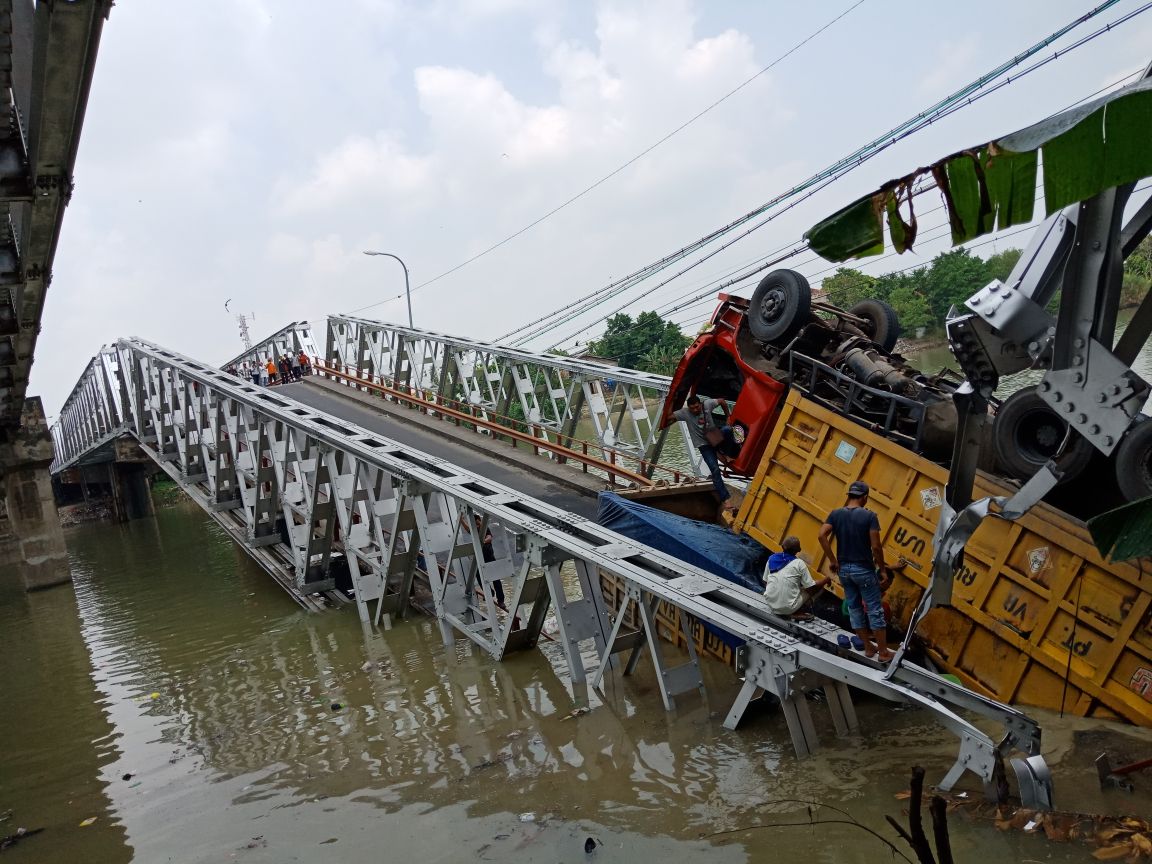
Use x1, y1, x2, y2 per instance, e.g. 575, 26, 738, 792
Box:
733, 390, 1152, 725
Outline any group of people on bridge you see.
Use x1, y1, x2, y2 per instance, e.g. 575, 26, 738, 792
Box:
226, 351, 312, 387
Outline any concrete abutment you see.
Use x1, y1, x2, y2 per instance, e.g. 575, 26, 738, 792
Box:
0, 398, 71, 591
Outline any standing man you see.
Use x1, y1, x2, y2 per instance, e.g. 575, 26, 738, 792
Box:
762, 536, 830, 620
671, 394, 737, 510
818, 481, 892, 661
462, 514, 507, 612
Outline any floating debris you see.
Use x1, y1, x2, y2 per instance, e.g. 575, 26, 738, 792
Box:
519, 812, 536, 823
902, 789, 1152, 859
0, 827, 44, 852
79, 817, 97, 827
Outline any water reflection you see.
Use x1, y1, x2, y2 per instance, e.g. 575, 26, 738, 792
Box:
3, 499, 1146, 862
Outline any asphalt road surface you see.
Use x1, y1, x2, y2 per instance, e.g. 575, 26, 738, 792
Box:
280, 381, 600, 519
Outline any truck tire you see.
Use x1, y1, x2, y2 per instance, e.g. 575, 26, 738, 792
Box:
992, 386, 1092, 483
1114, 417, 1152, 502
849, 299, 901, 353
749, 269, 811, 345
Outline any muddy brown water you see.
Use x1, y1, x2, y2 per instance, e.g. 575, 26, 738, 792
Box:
1, 498, 1150, 863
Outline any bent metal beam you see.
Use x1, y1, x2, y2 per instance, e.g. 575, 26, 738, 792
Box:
50, 336, 1052, 804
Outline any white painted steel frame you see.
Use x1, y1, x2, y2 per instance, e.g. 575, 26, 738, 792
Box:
324, 314, 706, 477
222, 320, 320, 375
50, 347, 127, 472
49, 337, 1051, 798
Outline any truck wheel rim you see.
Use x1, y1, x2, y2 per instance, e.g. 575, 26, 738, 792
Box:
759, 288, 785, 322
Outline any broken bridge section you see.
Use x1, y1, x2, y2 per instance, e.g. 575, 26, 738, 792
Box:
49, 335, 1055, 806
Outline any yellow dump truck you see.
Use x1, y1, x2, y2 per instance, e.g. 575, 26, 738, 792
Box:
731, 389, 1152, 725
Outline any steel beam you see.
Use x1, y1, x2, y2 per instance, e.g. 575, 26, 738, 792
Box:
1, 0, 111, 428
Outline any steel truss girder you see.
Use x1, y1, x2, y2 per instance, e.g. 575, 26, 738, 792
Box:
50, 346, 126, 472
324, 314, 704, 477
222, 320, 320, 374
49, 336, 1051, 802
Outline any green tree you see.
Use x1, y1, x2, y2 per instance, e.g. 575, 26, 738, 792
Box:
919, 248, 992, 324
589, 311, 690, 372
821, 267, 879, 308
984, 248, 1023, 282
1122, 236, 1152, 306
885, 280, 933, 332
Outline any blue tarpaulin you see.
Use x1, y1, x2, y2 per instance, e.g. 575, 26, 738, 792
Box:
596, 492, 772, 648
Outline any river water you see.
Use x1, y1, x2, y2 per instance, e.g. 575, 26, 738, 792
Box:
2, 498, 1151, 863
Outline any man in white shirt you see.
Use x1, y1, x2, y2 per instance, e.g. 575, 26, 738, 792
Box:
763, 536, 830, 620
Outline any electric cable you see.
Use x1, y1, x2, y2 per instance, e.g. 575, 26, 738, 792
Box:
509, 1, 1142, 349
552, 60, 1151, 352
348, 0, 870, 316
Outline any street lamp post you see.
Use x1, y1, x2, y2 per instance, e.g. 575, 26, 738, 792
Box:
362, 250, 412, 328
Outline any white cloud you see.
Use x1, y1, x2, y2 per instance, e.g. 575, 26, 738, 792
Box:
278, 133, 434, 214
35, 0, 1152, 419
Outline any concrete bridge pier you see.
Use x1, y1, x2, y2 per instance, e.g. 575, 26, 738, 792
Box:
106, 458, 154, 522
0, 398, 70, 591
54, 438, 157, 523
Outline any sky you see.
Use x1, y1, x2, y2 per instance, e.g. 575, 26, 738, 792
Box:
36, 0, 1152, 418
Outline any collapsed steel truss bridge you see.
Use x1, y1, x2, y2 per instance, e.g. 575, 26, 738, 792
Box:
49, 333, 1054, 805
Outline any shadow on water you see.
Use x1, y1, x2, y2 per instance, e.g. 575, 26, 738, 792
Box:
1, 497, 1150, 862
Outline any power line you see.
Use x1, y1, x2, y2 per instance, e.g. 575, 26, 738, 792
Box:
347, 0, 869, 316
541, 43, 1151, 351
506, 0, 1138, 349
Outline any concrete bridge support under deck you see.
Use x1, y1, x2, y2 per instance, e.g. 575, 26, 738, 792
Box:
54, 438, 156, 523
0, 398, 70, 591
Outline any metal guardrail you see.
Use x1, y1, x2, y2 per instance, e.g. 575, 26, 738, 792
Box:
313, 360, 692, 487
324, 314, 707, 479
47, 335, 1053, 803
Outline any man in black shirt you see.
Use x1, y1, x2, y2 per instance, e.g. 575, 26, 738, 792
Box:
818, 480, 892, 661
465, 514, 507, 611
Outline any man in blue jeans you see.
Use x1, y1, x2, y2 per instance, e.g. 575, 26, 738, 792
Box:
818, 480, 892, 661
672, 394, 737, 510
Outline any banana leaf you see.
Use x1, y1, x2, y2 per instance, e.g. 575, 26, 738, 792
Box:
805, 78, 1152, 262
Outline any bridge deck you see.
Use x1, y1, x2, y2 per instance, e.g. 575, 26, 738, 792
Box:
281, 377, 609, 520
